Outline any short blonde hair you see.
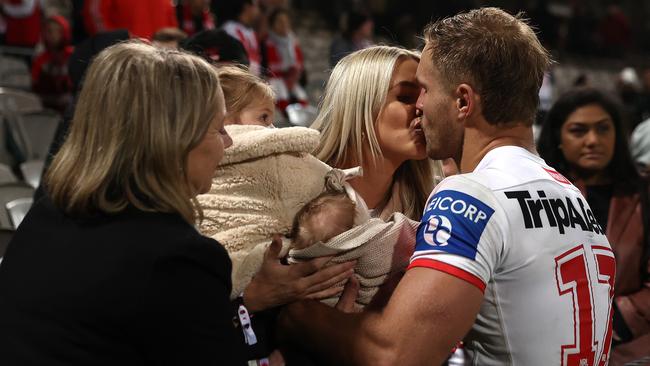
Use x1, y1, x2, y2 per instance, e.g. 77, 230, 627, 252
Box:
218, 65, 275, 121
46, 40, 224, 224
312, 45, 442, 220
424, 7, 551, 125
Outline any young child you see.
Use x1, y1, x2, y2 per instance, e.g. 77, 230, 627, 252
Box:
218, 65, 275, 127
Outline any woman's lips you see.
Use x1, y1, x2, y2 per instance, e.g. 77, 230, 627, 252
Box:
410, 117, 425, 141
410, 116, 422, 130
581, 152, 605, 159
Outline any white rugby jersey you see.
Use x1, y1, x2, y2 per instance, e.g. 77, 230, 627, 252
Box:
409, 146, 615, 366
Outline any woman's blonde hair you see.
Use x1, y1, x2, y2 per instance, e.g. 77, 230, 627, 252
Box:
218, 65, 275, 121
312, 45, 443, 220
45, 40, 224, 224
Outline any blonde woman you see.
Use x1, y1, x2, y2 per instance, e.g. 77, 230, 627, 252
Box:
313, 45, 443, 220
0, 41, 353, 365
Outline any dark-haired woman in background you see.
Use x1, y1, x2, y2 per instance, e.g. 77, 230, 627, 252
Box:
538, 87, 650, 365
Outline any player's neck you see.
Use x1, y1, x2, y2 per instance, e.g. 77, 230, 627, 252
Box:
459, 119, 536, 173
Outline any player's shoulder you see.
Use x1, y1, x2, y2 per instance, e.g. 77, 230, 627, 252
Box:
424, 174, 499, 229
468, 146, 579, 193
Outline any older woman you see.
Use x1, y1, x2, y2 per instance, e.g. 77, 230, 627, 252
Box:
0, 41, 353, 365
313, 45, 443, 221
538, 87, 650, 365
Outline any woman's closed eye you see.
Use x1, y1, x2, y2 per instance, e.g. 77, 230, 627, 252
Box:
397, 94, 419, 104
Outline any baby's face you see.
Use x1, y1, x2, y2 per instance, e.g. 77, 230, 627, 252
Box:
228, 99, 275, 127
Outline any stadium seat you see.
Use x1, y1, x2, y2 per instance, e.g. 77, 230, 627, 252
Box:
5, 110, 60, 161
0, 87, 42, 114
0, 71, 31, 91
20, 160, 45, 189
0, 163, 18, 185
0, 183, 34, 229
6, 197, 33, 229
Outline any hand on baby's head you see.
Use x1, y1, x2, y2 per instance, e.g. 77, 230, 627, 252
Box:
290, 192, 356, 250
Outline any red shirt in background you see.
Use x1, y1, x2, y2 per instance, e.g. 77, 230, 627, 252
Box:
83, 0, 177, 39
2, 0, 42, 47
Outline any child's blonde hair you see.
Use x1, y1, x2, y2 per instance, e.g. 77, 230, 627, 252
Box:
218, 65, 275, 121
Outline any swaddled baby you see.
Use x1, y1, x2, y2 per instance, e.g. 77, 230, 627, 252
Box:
198, 125, 420, 306
290, 191, 356, 250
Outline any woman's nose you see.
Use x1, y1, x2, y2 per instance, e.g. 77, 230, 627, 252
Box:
584, 129, 599, 146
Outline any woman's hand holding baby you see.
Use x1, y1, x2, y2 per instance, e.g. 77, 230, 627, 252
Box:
243, 235, 356, 313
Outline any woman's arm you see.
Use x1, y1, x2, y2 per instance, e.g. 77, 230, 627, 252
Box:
243, 236, 356, 313
137, 238, 248, 365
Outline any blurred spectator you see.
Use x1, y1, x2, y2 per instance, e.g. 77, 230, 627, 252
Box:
180, 28, 249, 66
528, 0, 559, 50
42, 0, 71, 19
573, 73, 590, 87
265, 7, 307, 112
631, 118, 650, 175
567, 3, 598, 55
598, 5, 632, 56
152, 27, 187, 49
218, 0, 262, 76
31, 14, 73, 113
639, 67, 650, 121
82, 0, 177, 39
70, 0, 87, 44
329, 9, 373, 67
617, 67, 644, 133
2, 0, 42, 47
175, 0, 214, 37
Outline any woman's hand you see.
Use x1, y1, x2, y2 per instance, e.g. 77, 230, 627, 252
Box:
243, 235, 356, 313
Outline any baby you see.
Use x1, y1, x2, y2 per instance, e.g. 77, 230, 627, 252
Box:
290, 191, 357, 250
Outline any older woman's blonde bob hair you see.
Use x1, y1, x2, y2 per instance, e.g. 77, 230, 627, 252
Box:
313, 45, 443, 220
45, 40, 224, 223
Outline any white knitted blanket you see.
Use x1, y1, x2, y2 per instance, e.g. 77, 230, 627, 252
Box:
288, 213, 419, 307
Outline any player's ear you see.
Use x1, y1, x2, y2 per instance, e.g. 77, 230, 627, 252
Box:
454, 83, 478, 121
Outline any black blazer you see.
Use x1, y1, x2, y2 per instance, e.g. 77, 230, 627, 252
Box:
0, 198, 250, 365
